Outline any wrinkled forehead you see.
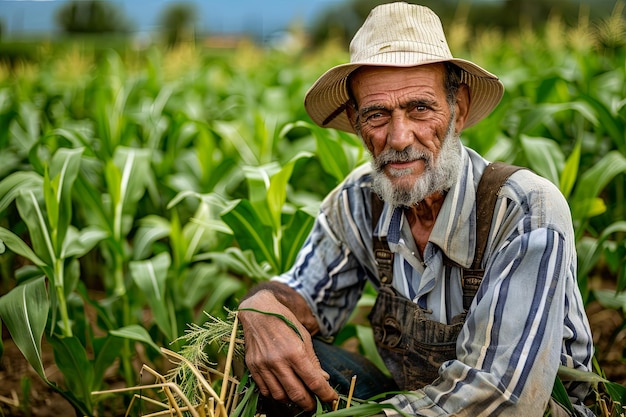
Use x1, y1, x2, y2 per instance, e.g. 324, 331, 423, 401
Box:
348, 64, 447, 102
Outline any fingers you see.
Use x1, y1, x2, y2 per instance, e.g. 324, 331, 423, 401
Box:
247, 345, 334, 410
239, 291, 338, 410
249, 365, 289, 403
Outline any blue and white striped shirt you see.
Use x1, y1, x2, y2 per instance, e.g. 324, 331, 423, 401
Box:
274, 146, 594, 416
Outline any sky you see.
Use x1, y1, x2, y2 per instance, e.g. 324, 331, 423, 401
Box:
0, 0, 347, 38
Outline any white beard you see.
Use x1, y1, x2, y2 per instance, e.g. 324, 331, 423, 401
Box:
369, 118, 462, 208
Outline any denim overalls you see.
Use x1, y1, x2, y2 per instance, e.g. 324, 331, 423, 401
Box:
368, 162, 523, 390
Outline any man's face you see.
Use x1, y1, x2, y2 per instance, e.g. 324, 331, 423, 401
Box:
349, 64, 465, 207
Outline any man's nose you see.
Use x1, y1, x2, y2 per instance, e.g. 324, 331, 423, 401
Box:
387, 113, 415, 151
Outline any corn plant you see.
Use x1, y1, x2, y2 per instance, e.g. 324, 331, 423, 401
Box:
0, 147, 110, 415
0, 8, 625, 415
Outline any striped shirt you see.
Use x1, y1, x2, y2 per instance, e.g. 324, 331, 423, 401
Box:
274, 146, 594, 416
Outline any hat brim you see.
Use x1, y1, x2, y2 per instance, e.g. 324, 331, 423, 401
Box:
304, 58, 504, 133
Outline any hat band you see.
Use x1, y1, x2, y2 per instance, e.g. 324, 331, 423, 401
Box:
352, 41, 452, 63
322, 99, 351, 126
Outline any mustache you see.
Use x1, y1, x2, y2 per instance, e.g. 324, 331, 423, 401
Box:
373, 146, 432, 171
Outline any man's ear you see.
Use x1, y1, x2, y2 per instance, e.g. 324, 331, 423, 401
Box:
454, 84, 470, 133
345, 100, 358, 130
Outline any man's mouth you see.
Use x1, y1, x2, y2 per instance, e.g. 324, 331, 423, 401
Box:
383, 157, 427, 170
375, 147, 431, 173
386, 159, 420, 168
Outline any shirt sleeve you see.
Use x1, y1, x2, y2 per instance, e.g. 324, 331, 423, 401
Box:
382, 226, 592, 416
272, 215, 368, 336
273, 167, 377, 337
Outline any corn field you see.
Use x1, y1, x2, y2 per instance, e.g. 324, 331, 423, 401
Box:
0, 6, 625, 416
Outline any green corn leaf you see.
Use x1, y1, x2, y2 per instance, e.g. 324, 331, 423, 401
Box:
109, 324, 161, 354
281, 209, 315, 272
267, 152, 311, 233
315, 131, 351, 182
47, 147, 84, 249
115, 147, 152, 205
578, 221, 626, 279
213, 120, 258, 166
200, 275, 243, 315
0, 227, 46, 267
180, 263, 243, 310
0, 171, 42, 213
551, 376, 575, 414
105, 159, 122, 215
184, 205, 233, 251
16, 191, 55, 266
11, 101, 40, 152
167, 190, 229, 213
48, 334, 94, 413
603, 381, 626, 414
554, 363, 625, 415
133, 214, 172, 260
0, 276, 49, 381
61, 226, 109, 259
221, 199, 278, 272
92, 335, 125, 390
62, 258, 81, 304
43, 168, 59, 232
72, 175, 111, 231
75, 282, 116, 332
560, 138, 581, 198
230, 371, 259, 417
107, 147, 152, 239
267, 161, 295, 232
317, 402, 411, 416
129, 252, 173, 340
520, 135, 564, 186
197, 247, 272, 282
47, 128, 92, 150
518, 102, 598, 134
578, 91, 625, 154
168, 208, 185, 270
593, 288, 626, 311
356, 324, 389, 377
254, 111, 278, 165
570, 151, 626, 234
243, 163, 278, 226
194, 126, 218, 186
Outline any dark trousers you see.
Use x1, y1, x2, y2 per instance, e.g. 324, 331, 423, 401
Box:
257, 339, 397, 416
312, 338, 398, 400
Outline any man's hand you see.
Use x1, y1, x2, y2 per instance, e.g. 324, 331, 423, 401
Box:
239, 289, 338, 411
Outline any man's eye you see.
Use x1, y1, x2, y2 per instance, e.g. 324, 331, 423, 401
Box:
410, 104, 428, 113
364, 112, 390, 127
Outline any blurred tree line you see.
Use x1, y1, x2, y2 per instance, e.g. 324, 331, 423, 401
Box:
55, 0, 197, 46
52, 0, 623, 46
309, 0, 622, 46
55, 0, 131, 34
0, 0, 621, 66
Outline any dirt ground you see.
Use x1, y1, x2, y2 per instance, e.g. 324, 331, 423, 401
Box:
0, 337, 77, 417
0, 300, 624, 417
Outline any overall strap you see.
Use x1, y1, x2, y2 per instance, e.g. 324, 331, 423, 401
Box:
370, 161, 525, 304
461, 161, 525, 309
372, 192, 394, 285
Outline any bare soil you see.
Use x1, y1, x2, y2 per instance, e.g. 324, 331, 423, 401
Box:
0, 338, 77, 417
1, 301, 624, 417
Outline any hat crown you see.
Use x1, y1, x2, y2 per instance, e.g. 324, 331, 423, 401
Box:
350, 3, 453, 64
303, 2, 504, 133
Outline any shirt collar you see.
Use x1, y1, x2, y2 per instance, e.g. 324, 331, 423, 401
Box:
379, 147, 482, 269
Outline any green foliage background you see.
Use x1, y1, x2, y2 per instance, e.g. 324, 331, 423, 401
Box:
0, 3, 625, 415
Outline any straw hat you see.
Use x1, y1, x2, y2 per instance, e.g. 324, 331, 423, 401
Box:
304, 2, 504, 133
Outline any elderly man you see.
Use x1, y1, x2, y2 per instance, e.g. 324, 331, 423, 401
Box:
239, 2, 594, 416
